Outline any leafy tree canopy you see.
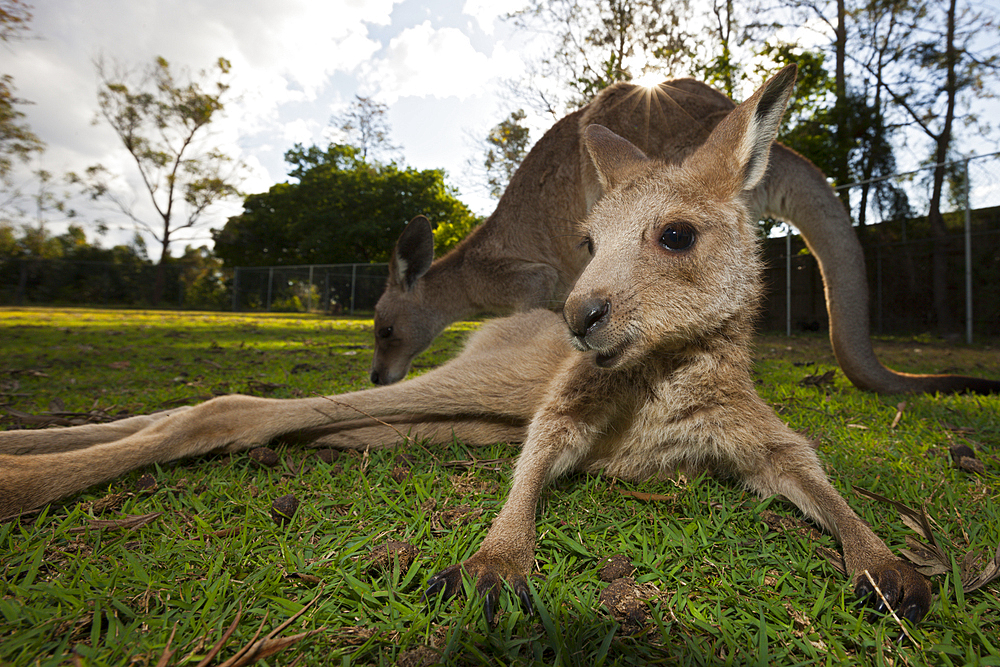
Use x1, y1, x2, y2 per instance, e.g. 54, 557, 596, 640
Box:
0, 0, 43, 183
483, 110, 531, 200
213, 143, 480, 267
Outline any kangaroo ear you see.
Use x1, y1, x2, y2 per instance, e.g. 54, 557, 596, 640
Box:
692, 63, 797, 194
390, 215, 434, 290
583, 124, 651, 192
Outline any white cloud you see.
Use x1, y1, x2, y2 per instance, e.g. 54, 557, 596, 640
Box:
461, 0, 526, 35
365, 21, 523, 102
281, 118, 323, 147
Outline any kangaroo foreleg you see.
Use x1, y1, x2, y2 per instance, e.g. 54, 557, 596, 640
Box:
425, 405, 599, 623
741, 427, 931, 624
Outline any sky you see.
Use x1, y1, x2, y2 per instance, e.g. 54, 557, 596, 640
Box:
5, 0, 1000, 256
5, 0, 534, 252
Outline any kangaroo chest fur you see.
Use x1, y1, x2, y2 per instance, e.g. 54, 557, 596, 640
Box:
529, 327, 766, 484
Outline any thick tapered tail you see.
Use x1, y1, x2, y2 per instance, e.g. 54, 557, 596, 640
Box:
763, 144, 999, 396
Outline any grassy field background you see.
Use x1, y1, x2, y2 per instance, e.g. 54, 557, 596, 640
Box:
1, 306, 998, 666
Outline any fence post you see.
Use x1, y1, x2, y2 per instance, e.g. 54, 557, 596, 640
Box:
786, 227, 792, 336
350, 264, 357, 314
964, 159, 973, 344
876, 246, 883, 335
266, 266, 273, 312
232, 267, 239, 312
308, 265, 314, 313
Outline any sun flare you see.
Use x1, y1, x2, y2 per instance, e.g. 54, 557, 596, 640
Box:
632, 69, 665, 89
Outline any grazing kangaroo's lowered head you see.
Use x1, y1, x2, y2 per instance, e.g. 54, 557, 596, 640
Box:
370, 215, 438, 385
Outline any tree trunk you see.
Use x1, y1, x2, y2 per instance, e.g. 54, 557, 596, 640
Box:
928, 0, 958, 334
153, 236, 169, 307
833, 0, 851, 214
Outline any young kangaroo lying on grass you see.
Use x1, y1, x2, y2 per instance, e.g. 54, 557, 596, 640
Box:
0, 65, 930, 625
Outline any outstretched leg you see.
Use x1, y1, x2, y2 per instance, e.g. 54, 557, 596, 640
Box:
0, 314, 568, 517
0, 407, 193, 456
739, 413, 931, 624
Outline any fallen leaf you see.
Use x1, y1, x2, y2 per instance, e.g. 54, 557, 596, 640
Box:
68, 512, 164, 533
900, 535, 950, 576
618, 489, 676, 502
960, 544, 1000, 593
854, 487, 937, 546
109, 360, 130, 369
215, 594, 325, 667
799, 370, 836, 387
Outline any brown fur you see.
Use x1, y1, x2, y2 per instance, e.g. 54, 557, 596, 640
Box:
371, 71, 999, 395
0, 66, 931, 626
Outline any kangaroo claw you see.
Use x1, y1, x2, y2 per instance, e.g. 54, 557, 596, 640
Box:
424, 564, 464, 603
425, 558, 534, 623
853, 559, 931, 626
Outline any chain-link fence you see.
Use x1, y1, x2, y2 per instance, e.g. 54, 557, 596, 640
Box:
0, 258, 222, 308
759, 153, 1000, 340
231, 263, 389, 314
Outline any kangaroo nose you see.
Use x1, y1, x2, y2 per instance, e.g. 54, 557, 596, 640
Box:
370, 369, 382, 385
567, 298, 610, 338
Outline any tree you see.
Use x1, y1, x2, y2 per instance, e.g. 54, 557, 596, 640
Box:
696, 0, 782, 98
72, 55, 242, 304
330, 95, 400, 163
213, 143, 479, 267
0, 0, 43, 184
854, 0, 999, 332
508, 0, 698, 115
481, 110, 531, 200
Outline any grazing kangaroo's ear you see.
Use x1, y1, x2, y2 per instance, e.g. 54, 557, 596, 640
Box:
583, 124, 651, 192
390, 215, 434, 290
692, 63, 797, 194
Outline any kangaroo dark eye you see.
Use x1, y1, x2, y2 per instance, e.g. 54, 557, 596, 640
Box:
579, 236, 594, 255
659, 223, 696, 251
378, 326, 393, 339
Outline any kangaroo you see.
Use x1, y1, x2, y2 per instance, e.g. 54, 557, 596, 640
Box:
371, 72, 1000, 395
0, 65, 931, 627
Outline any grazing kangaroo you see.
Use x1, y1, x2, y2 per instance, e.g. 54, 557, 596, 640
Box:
0, 66, 931, 626
372, 73, 999, 395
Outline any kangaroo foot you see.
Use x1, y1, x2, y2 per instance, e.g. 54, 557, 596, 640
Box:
854, 558, 931, 625
425, 555, 534, 623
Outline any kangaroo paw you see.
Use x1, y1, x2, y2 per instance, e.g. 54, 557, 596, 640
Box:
854, 559, 931, 625
424, 557, 534, 623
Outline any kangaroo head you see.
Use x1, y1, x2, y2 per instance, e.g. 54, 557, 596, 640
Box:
564, 64, 796, 369
371, 215, 436, 385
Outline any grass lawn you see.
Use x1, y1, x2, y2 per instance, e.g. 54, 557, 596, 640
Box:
1, 306, 998, 666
